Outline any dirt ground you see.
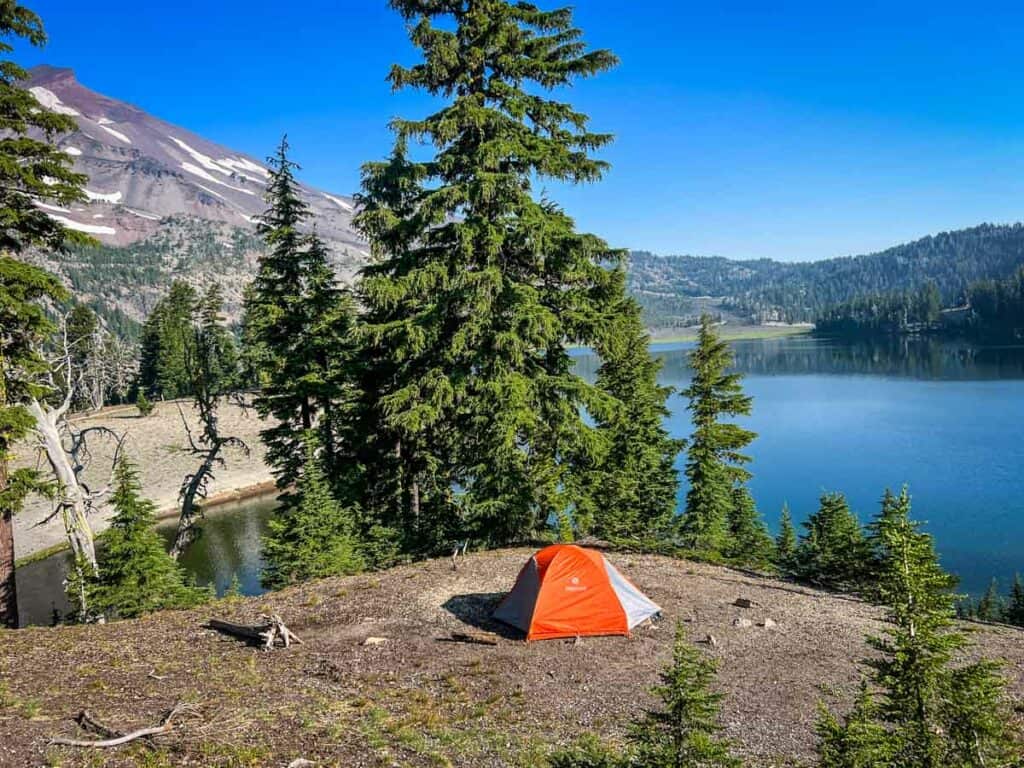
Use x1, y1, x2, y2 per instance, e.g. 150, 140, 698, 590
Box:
1, 549, 1021, 767
11, 399, 273, 561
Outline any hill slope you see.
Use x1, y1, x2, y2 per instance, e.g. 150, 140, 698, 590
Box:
2, 549, 1022, 767
25, 66, 368, 332
631, 223, 1024, 328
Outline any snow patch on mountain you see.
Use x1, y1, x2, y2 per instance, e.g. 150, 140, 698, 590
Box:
62, 146, 82, 156
98, 124, 131, 144
29, 86, 80, 116
33, 200, 70, 214
193, 182, 227, 200
126, 208, 160, 221
218, 157, 269, 179
324, 194, 354, 211
83, 189, 123, 204
46, 213, 116, 235
171, 137, 231, 175
181, 162, 254, 195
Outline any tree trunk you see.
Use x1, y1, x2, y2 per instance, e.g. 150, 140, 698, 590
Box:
27, 399, 98, 571
169, 447, 219, 560
0, 457, 17, 628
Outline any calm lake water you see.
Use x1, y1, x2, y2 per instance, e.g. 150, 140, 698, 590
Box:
17, 334, 1024, 625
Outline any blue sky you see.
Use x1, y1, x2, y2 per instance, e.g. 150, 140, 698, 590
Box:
20, 1, 1024, 261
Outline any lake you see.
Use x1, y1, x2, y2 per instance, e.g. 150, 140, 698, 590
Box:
17, 334, 1024, 625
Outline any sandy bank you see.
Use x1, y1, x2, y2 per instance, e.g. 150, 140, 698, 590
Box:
11, 399, 275, 561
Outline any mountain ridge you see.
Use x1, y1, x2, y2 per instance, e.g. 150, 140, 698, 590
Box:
26, 65, 366, 263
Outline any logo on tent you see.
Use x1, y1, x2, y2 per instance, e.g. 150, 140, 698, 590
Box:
566, 576, 586, 592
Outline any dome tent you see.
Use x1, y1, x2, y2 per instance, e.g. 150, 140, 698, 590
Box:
493, 544, 661, 641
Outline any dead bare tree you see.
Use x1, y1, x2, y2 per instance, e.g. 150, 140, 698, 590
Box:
168, 285, 248, 560
27, 317, 126, 617
169, 399, 248, 559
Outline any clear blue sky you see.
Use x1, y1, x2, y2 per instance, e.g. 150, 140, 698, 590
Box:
19, 1, 1024, 261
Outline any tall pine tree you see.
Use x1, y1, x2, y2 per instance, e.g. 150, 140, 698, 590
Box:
0, 260, 67, 627
243, 137, 360, 506
585, 297, 683, 541
138, 280, 199, 399
679, 316, 757, 556
0, 0, 90, 626
354, 1, 636, 548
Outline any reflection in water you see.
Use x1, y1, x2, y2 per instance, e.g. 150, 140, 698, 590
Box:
575, 335, 1024, 382
17, 336, 1024, 625
17, 497, 276, 627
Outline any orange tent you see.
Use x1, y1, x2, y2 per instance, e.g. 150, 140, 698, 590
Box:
493, 544, 661, 641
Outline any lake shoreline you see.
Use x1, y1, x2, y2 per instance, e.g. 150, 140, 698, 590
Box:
12, 399, 274, 563
649, 324, 813, 343
14, 479, 280, 568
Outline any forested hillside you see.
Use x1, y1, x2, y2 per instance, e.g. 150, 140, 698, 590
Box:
631, 223, 1024, 327
817, 266, 1024, 338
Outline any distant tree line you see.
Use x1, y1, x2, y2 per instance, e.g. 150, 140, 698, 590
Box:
817, 266, 1024, 339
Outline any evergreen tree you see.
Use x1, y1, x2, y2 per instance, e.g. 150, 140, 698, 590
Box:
818, 487, 1020, 768
629, 622, 743, 768
138, 281, 198, 399
1005, 573, 1024, 627
354, 1, 633, 549
243, 138, 359, 497
775, 503, 797, 573
90, 456, 208, 620
795, 492, 868, 591
585, 297, 683, 541
679, 316, 756, 556
0, 0, 89, 627
261, 434, 365, 590
975, 578, 1004, 623
724, 487, 775, 569
1, 260, 67, 627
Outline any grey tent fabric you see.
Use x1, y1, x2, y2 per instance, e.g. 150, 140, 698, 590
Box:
493, 557, 540, 632
603, 559, 661, 629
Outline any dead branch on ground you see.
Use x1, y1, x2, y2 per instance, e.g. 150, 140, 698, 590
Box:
50, 703, 189, 749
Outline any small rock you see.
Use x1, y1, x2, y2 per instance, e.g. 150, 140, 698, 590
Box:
733, 598, 755, 609
733, 617, 753, 628
761, 618, 777, 629
288, 761, 316, 768
573, 636, 584, 647
362, 636, 388, 646
701, 634, 718, 647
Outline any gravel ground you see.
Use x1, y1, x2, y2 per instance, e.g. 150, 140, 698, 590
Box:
11, 399, 273, 560
1, 549, 1021, 767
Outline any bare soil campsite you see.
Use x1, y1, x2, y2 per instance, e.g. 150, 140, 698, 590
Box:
2, 549, 1022, 767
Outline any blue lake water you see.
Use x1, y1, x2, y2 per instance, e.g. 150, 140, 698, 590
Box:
618, 335, 1024, 595
18, 334, 1024, 625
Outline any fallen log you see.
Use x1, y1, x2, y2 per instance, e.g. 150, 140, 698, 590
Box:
206, 614, 303, 650
51, 704, 186, 749
447, 631, 499, 646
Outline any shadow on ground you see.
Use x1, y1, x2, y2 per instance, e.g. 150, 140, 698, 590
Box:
442, 592, 522, 639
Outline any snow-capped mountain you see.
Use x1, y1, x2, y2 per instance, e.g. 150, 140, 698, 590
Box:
27, 65, 366, 262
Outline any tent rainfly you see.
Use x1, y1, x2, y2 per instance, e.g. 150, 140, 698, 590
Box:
493, 544, 661, 641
